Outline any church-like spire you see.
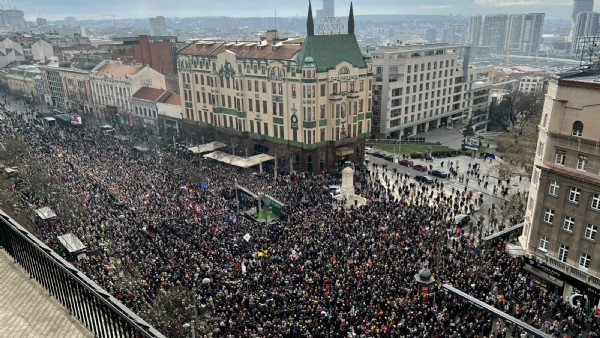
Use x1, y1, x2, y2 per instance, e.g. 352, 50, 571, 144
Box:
348, 1, 355, 34
307, 0, 315, 36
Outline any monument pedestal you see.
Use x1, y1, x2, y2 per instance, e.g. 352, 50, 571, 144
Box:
334, 167, 367, 207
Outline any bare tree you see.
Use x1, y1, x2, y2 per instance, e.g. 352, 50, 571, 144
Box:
494, 193, 527, 230
489, 91, 543, 132
0, 138, 29, 167
143, 286, 196, 337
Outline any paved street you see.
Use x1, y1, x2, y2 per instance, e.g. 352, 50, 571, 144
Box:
368, 150, 529, 240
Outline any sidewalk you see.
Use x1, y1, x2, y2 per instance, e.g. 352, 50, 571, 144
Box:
369, 150, 531, 240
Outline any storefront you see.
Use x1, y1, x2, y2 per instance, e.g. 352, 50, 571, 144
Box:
523, 257, 600, 308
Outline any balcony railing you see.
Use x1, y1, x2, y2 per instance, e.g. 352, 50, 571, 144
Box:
0, 209, 165, 338
546, 255, 600, 290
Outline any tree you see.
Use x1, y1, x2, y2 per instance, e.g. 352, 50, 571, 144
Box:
489, 91, 543, 132
494, 192, 527, 230
0, 137, 29, 167
462, 118, 476, 138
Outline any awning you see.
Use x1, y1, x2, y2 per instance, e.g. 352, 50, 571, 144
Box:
335, 147, 354, 157
34, 207, 57, 220
505, 243, 525, 257
482, 223, 523, 241
57, 233, 86, 253
188, 141, 227, 154
44, 117, 56, 122
204, 151, 275, 168
133, 145, 150, 152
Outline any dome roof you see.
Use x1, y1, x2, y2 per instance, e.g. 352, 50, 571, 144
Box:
419, 269, 432, 281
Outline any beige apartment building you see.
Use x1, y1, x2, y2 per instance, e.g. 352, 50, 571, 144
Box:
176, 3, 372, 173
521, 70, 600, 304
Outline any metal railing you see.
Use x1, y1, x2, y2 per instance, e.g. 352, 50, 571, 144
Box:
0, 209, 165, 338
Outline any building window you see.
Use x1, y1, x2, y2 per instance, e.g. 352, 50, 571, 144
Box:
558, 244, 569, 263
538, 235, 549, 251
563, 216, 575, 232
585, 224, 597, 241
543, 208, 554, 224
579, 253, 591, 271
555, 150, 565, 165
548, 180, 559, 196
537, 142, 544, 156
572, 120, 583, 137
591, 194, 600, 210
577, 155, 588, 171
568, 187, 581, 204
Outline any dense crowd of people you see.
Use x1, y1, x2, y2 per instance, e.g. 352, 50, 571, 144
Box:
1, 94, 599, 338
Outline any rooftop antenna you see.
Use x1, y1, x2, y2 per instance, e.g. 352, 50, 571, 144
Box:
275, 9, 277, 31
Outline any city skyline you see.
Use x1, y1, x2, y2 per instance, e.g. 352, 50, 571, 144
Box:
13, 0, 577, 22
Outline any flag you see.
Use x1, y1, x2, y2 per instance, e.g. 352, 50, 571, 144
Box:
230, 214, 237, 224
242, 262, 247, 274
201, 183, 208, 190
243, 233, 251, 242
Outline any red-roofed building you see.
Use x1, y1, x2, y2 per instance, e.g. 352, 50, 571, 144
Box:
132, 87, 181, 131
176, 4, 373, 173
90, 60, 167, 125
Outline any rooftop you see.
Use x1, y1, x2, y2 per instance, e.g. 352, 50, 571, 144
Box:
96, 62, 140, 78
133, 87, 167, 101
178, 41, 302, 60
159, 92, 181, 106
294, 34, 367, 72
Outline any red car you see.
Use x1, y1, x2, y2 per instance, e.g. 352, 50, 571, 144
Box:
412, 164, 427, 172
398, 159, 414, 167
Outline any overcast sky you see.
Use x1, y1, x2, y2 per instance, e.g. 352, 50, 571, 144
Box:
16, 0, 579, 21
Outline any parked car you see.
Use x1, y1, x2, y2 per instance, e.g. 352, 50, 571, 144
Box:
412, 164, 427, 172
383, 154, 395, 161
428, 169, 448, 178
398, 159, 414, 167
454, 214, 471, 227
414, 175, 435, 184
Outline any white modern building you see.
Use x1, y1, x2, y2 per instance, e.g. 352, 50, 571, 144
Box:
371, 44, 493, 138
519, 76, 545, 95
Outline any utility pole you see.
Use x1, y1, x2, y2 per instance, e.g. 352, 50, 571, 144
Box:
235, 178, 240, 214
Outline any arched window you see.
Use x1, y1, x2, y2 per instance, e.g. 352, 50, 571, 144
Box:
572, 121, 583, 137
542, 114, 548, 128
338, 67, 350, 75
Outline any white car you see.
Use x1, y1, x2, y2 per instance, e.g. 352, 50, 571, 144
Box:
328, 185, 341, 196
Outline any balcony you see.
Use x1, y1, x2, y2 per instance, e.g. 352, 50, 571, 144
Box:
329, 93, 342, 101
347, 91, 360, 99
546, 255, 600, 290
